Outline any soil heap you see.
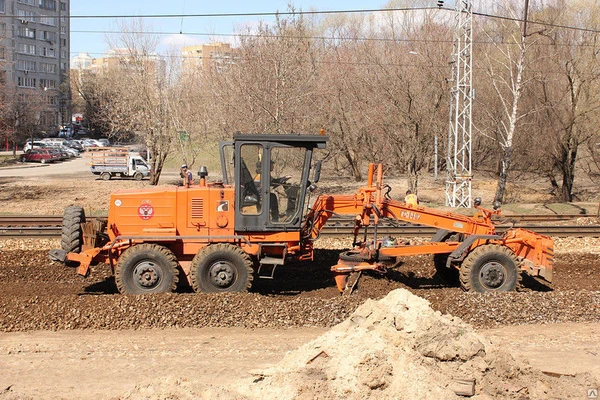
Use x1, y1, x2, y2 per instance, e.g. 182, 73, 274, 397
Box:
233, 289, 596, 399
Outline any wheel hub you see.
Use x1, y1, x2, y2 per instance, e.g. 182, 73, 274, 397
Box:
479, 261, 506, 289
133, 262, 160, 288
209, 262, 235, 288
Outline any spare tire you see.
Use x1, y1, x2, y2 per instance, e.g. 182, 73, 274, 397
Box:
61, 206, 86, 254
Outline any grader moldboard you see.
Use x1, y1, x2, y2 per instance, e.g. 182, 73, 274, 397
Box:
49, 134, 554, 294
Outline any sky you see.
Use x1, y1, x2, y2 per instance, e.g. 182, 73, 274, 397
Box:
69, 0, 391, 60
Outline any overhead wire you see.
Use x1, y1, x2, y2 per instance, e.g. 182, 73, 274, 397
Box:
1, 5, 600, 35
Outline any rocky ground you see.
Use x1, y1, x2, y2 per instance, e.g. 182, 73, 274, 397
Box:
0, 238, 598, 332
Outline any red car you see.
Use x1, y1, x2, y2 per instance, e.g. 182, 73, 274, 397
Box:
20, 149, 58, 164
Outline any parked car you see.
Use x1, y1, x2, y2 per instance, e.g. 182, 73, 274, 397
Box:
81, 139, 102, 149
20, 149, 58, 164
97, 138, 111, 147
63, 140, 84, 152
23, 141, 48, 152
47, 143, 79, 158
46, 147, 69, 161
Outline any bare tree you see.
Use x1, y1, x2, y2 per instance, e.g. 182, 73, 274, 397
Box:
528, 0, 600, 201
207, 10, 325, 135
96, 19, 180, 184
477, 0, 543, 204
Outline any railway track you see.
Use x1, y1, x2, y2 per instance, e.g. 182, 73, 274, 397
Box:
1, 214, 600, 238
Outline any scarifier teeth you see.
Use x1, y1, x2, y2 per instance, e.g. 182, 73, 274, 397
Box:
334, 274, 348, 292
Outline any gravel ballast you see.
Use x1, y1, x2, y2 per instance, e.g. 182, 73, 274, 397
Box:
0, 238, 598, 332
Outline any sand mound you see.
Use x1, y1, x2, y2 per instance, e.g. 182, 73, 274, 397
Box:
234, 289, 597, 399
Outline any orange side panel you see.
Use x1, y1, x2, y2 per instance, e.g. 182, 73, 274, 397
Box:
108, 187, 178, 241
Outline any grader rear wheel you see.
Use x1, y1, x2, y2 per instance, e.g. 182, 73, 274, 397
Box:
115, 244, 179, 294
190, 244, 254, 293
459, 244, 519, 292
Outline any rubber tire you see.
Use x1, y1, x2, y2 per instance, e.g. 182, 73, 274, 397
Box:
190, 244, 254, 293
459, 244, 518, 292
115, 244, 179, 294
41, 158, 47, 164
101, 172, 111, 181
61, 206, 86, 254
133, 172, 143, 181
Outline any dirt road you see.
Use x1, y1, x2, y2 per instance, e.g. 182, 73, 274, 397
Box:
0, 324, 598, 399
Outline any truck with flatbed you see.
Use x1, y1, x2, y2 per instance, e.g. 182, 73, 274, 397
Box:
88, 148, 149, 181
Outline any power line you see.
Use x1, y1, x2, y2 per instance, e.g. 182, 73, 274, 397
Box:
473, 10, 600, 35
0, 6, 439, 20
68, 29, 600, 48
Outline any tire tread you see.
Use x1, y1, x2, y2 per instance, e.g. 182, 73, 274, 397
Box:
115, 243, 179, 294
190, 243, 254, 293
459, 244, 518, 292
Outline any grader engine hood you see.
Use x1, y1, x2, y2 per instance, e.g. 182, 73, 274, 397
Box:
107, 187, 179, 239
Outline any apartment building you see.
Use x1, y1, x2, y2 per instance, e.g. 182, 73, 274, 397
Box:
181, 42, 238, 76
0, 0, 70, 132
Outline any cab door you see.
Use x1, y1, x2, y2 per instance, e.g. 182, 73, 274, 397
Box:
233, 140, 312, 232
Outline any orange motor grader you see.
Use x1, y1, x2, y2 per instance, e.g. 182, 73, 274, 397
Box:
49, 134, 554, 294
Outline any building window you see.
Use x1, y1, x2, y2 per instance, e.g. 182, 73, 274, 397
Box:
60, 25, 66, 34
0, 22, 5, 35
17, 0, 36, 5
40, 30, 56, 42
0, 47, 5, 60
60, 61, 66, 71
16, 9, 37, 22
40, 62, 56, 73
60, 38, 66, 46
18, 43, 36, 55
39, 78, 56, 89
17, 26, 36, 38
0, 0, 5, 13
39, 0, 56, 10
17, 76, 37, 88
39, 15, 57, 26
17, 60, 36, 71
47, 95, 57, 105
41, 47, 56, 57
60, 2, 66, 11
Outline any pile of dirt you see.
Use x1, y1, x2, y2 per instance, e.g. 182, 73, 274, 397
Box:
232, 289, 597, 399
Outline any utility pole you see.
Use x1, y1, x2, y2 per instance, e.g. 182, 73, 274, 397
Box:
445, 0, 473, 208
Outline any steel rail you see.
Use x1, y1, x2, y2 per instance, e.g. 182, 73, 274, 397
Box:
3, 224, 600, 239
0, 213, 592, 227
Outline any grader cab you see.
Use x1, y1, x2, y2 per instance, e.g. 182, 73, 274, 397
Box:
50, 134, 554, 294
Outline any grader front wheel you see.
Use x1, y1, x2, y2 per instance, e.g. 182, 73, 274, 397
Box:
459, 244, 519, 292
115, 244, 179, 294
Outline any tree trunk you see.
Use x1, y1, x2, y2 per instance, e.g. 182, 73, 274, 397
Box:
558, 140, 577, 202
344, 149, 362, 182
494, 146, 512, 204
407, 157, 418, 193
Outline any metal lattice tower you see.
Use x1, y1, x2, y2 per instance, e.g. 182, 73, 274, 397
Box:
445, 0, 473, 208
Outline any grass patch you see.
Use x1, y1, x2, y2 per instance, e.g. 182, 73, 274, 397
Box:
0, 155, 19, 166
